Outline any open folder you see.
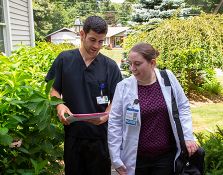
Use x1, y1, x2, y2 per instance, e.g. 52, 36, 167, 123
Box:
66, 112, 108, 123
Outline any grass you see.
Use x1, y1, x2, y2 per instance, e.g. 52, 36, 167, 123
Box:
100, 48, 124, 64
191, 103, 223, 133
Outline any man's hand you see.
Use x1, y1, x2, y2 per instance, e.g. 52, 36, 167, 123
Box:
86, 103, 112, 125
57, 103, 73, 125
116, 166, 127, 175
86, 114, 108, 125
185, 140, 199, 157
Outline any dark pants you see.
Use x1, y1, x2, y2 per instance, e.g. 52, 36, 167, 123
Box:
64, 136, 111, 175
135, 151, 175, 175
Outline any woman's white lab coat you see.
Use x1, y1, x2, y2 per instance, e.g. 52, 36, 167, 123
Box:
108, 68, 195, 175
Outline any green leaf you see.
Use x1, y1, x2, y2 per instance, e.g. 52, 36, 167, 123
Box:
45, 79, 54, 95
5, 79, 14, 88
26, 102, 38, 111
10, 100, 26, 105
31, 158, 48, 175
18, 147, 30, 154
50, 96, 63, 106
39, 102, 49, 123
0, 127, 9, 135
41, 142, 54, 153
34, 101, 45, 116
38, 120, 49, 131
0, 134, 13, 145
12, 115, 24, 123
17, 169, 34, 175
29, 98, 45, 103
0, 55, 11, 64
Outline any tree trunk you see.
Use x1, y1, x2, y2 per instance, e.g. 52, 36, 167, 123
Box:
214, 0, 223, 14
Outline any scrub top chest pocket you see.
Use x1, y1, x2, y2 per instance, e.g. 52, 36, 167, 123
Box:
87, 81, 108, 104
88, 80, 109, 105
96, 82, 109, 104
125, 107, 139, 126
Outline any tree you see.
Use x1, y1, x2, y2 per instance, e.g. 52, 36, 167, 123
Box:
33, 0, 132, 40
214, 0, 223, 13
185, 0, 223, 14
124, 0, 139, 2
33, 0, 53, 41
114, 2, 133, 25
132, 0, 192, 23
33, 0, 70, 41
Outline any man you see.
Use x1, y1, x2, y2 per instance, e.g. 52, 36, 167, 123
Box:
47, 16, 122, 175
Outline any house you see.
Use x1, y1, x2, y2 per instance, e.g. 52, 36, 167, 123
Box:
46, 26, 129, 49
0, 0, 35, 56
104, 26, 129, 48
46, 28, 80, 46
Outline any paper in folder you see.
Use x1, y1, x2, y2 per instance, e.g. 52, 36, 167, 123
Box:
66, 112, 108, 123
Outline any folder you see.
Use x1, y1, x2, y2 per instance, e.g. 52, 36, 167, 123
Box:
66, 112, 108, 123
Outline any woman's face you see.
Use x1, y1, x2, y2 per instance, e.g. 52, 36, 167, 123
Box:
128, 51, 156, 82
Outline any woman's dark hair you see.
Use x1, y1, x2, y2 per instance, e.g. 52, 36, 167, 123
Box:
130, 42, 160, 62
83, 16, 108, 34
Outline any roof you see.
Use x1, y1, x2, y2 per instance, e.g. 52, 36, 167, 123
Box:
46, 26, 130, 38
106, 27, 130, 37
46, 28, 77, 37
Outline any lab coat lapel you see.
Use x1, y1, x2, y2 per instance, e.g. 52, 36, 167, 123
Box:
127, 76, 141, 125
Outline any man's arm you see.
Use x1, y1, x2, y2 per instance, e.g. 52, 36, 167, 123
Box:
51, 88, 72, 125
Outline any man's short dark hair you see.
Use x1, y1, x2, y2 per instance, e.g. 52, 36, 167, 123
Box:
83, 16, 108, 34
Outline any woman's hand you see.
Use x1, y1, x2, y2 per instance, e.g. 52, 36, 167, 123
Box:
185, 140, 199, 157
116, 166, 127, 175
56, 104, 72, 125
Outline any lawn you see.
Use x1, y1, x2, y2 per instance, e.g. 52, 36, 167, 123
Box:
191, 103, 223, 133
100, 48, 124, 64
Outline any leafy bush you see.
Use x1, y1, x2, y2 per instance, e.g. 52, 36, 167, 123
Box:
123, 14, 223, 94
198, 79, 223, 95
9, 42, 74, 83
0, 42, 74, 174
196, 126, 223, 175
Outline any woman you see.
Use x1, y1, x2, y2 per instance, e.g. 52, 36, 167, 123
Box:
108, 43, 198, 175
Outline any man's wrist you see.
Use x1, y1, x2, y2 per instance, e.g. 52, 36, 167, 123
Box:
56, 103, 64, 109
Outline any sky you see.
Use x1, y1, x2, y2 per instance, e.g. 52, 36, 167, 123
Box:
111, 0, 125, 3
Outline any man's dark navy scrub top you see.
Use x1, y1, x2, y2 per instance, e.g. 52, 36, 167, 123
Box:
52, 49, 122, 139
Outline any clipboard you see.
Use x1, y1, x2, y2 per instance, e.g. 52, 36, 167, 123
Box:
66, 112, 108, 123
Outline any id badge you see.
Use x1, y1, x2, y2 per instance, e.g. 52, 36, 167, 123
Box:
125, 107, 139, 126
96, 96, 109, 104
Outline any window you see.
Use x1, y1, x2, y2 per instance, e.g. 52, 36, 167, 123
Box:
0, 0, 5, 53
103, 37, 109, 46
115, 36, 122, 48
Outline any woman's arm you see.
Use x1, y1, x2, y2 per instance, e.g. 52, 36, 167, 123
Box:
108, 82, 125, 169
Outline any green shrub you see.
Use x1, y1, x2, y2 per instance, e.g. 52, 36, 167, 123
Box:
123, 14, 223, 94
199, 79, 223, 95
0, 42, 74, 174
196, 126, 223, 175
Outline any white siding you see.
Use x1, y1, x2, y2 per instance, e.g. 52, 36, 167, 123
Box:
51, 32, 78, 40
8, 0, 34, 51
51, 32, 80, 46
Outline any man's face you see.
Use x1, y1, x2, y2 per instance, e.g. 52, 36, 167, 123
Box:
80, 30, 106, 57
